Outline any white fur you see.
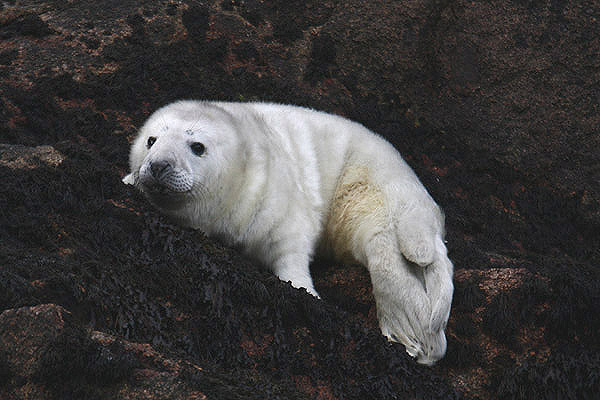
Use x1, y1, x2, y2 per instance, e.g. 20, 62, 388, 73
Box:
123, 100, 454, 365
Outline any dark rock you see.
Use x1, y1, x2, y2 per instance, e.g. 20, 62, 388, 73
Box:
233, 41, 259, 61
497, 351, 600, 400
0, 49, 18, 65
305, 33, 337, 83
1, 0, 598, 398
0, 304, 71, 379
0, 304, 309, 399
182, 3, 211, 39
0, 14, 54, 39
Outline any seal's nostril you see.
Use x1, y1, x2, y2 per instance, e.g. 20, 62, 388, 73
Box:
150, 161, 170, 178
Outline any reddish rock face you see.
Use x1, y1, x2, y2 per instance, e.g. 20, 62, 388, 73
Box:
0, 305, 69, 378
1, 1, 598, 399
0, 304, 212, 399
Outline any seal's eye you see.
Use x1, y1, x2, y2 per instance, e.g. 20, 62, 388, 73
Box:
190, 142, 205, 156
147, 136, 157, 149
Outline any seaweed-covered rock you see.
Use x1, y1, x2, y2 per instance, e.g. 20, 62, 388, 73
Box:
1, 0, 598, 398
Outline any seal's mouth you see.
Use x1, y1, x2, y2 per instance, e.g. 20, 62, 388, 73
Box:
140, 180, 192, 211
140, 180, 193, 202
142, 181, 180, 195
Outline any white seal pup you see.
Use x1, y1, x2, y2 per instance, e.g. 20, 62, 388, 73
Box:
123, 100, 454, 365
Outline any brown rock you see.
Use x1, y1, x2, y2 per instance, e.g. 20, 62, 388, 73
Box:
0, 144, 64, 169
0, 304, 69, 379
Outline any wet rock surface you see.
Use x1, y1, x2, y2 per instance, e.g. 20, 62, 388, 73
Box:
1, 1, 598, 398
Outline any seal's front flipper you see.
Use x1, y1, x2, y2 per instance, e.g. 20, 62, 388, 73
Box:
122, 173, 136, 185
272, 253, 320, 298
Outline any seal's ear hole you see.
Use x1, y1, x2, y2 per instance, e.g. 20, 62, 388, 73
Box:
147, 136, 157, 149
190, 142, 206, 156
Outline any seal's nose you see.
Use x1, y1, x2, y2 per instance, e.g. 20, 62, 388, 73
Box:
150, 160, 171, 179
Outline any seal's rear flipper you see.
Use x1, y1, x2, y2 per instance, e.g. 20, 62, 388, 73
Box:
423, 237, 453, 333
365, 232, 448, 365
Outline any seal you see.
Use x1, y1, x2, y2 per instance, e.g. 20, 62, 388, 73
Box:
123, 100, 454, 365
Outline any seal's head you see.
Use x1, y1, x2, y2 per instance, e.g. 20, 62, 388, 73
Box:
123, 101, 242, 212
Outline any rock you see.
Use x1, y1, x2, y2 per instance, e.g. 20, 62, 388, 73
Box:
1, 0, 599, 398
0, 304, 294, 399
0, 144, 64, 169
